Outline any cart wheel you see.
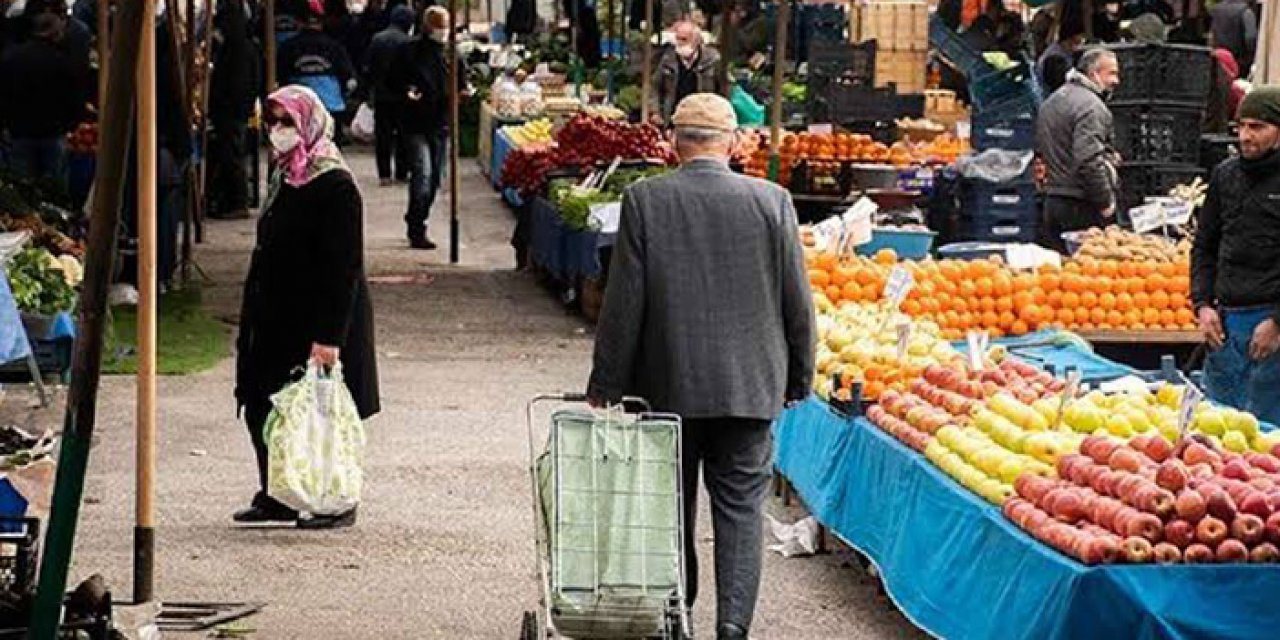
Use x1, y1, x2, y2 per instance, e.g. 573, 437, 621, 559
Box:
519, 611, 538, 640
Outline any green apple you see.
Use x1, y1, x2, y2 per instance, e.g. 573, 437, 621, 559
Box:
1156, 383, 1182, 409
1223, 430, 1250, 453
1105, 413, 1135, 438
1227, 410, 1261, 440
1194, 410, 1227, 437
1255, 431, 1280, 453
1125, 409, 1154, 433
998, 457, 1026, 484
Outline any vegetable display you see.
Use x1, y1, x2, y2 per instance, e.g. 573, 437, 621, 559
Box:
500, 113, 675, 197
7, 247, 78, 316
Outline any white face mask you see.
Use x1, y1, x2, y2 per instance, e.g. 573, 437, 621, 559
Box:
269, 126, 301, 154
676, 44, 696, 60
431, 29, 448, 43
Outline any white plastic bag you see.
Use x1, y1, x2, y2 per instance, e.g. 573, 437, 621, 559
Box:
265, 363, 366, 516
351, 103, 376, 143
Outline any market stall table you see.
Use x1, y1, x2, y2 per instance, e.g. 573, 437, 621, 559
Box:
774, 397, 1280, 640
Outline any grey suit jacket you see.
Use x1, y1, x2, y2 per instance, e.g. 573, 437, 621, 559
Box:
588, 158, 816, 421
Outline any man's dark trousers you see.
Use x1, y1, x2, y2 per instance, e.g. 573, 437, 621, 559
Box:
681, 417, 772, 632
374, 100, 409, 181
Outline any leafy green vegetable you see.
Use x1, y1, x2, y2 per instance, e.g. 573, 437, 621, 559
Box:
614, 85, 643, 115
7, 247, 77, 316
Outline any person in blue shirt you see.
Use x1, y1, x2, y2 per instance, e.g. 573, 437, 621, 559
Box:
276, 0, 356, 144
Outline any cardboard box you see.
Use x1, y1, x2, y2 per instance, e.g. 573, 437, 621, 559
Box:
850, 1, 929, 52
876, 50, 928, 94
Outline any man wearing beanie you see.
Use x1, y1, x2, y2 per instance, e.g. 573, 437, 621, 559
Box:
588, 94, 815, 639
1192, 86, 1280, 424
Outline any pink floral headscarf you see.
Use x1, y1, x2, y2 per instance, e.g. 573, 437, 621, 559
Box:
266, 85, 349, 187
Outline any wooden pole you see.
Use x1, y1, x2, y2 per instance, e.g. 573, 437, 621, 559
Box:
448, 0, 460, 263
265, 0, 277, 91
640, 0, 653, 122
606, 0, 616, 59
718, 0, 733, 97
30, 0, 144, 634
767, 0, 787, 182
134, 0, 158, 605
97, 0, 111, 107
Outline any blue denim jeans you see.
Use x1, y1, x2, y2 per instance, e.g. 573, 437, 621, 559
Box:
404, 130, 447, 238
1204, 307, 1280, 425
5, 136, 66, 184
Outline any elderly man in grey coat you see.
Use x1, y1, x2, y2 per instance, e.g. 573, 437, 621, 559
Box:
587, 93, 816, 640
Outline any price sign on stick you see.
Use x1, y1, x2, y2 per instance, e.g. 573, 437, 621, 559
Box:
1052, 370, 1083, 431
1176, 381, 1205, 442
966, 330, 989, 371
883, 266, 914, 310
1129, 203, 1166, 234
896, 322, 912, 362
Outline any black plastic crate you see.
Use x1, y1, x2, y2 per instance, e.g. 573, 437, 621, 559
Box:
961, 172, 1039, 220
928, 14, 988, 76
808, 40, 877, 88
970, 61, 1041, 115
955, 212, 1039, 243
972, 110, 1036, 152
1107, 43, 1214, 107
1112, 105, 1202, 165
1118, 163, 1206, 209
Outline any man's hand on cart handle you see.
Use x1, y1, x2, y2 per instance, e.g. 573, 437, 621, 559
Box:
311, 343, 340, 368
1249, 319, 1280, 361
1199, 307, 1225, 351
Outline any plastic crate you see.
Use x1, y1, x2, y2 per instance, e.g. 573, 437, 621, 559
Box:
808, 40, 877, 86
1107, 43, 1214, 107
972, 110, 1036, 152
1112, 105, 1202, 165
928, 14, 988, 76
954, 209, 1039, 243
937, 241, 1015, 261
969, 61, 1041, 115
961, 172, 1038, 218
0, 337, 74, 382
0, 517, 37, 597
856, 228, 937, 259
1118, 163, 1207, 210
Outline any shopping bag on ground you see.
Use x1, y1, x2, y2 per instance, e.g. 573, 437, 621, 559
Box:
351, 103, 376, 143
264, 363, 366, 516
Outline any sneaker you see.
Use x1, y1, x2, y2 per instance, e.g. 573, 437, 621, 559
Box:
408, 236, 438, 250
297, 508, 358, 530
716, 623, 748, 640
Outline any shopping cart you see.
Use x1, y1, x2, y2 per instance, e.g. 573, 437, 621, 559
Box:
520, 393, 691, 640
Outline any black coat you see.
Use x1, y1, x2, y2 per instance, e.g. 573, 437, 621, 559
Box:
387, 37, 466, 135
0, 37, 83, 138
1191, 152, 1280, 320
236, 170, 380, 419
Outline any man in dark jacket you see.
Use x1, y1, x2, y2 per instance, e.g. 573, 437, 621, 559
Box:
1210, 0, 1258, 77
277, 5, 356, 140
1036, 48, 1121, 252
588, 94, 815, 640
1192, 86, 1280, 425
654, 21, 727, 127
388, 6, 465, 249
1037, 30, 1084, 96
363, 4, 414, 185
208, 0, 259, 219
0, 8, 82, 183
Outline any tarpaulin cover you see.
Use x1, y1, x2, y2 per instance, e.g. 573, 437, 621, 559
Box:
954, 330, 1136, 382
528, 197, 605, 282
774, 398, 1280, 640
492, 128, 517, 188
0, 276, 30, 364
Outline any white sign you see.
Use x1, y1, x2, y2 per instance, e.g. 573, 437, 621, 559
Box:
896, 322, 912, 362
883, 266, 914, 310
589, 202, 622, 234
966, 330, 989, 371
1177, 383, 1205, 441
808, 124, 834, 135
1052, 370, 1083, 430
1129, 203, 1167, 234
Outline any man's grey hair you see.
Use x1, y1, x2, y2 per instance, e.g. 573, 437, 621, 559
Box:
1077, 48, 1117, 74
675, 126, 732, 146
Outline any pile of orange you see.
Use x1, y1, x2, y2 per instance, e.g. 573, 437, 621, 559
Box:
806, 250, 1197, 339
743, 131, 970, 185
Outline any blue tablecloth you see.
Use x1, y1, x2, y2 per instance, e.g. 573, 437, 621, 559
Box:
528, 197, 612, 282
492, 128, 516, 188
0, 276, 30, 364
775, 398, 1280, 640
954, 330, 1137, 382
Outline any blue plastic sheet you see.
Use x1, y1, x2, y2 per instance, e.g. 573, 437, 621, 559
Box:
492, 128, 516, 188
954, 330, 1137, 382
0, 276, 30, 364
775, 399, 1280, 640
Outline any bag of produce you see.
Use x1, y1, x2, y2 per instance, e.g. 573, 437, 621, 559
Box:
265, 363, 366, 516
350, 103, 376, 143
730, 85, 766, 126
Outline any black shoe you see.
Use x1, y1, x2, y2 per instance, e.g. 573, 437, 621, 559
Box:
232, 499, 297, 523
209, 208, 251, 220
296, 508, 358, 530
408, 236, 437, 250
716, 623, 747, 640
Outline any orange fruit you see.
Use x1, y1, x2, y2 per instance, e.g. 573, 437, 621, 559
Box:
810, 270, 831, 288
1048, 290, 1064, 308
1151, 290, 1171, 310
959, 280, 978, 298
999, 310, 1016, 329
982, 310, 1000, 328
1080, 258, 1101, 277
981, 297, 997, 312
1116, 293, 1134, 312
1160, 309, 1176, 326
1119, 261, 1137, 278
1062, 291, 1081, 308
1112, 278, 1130, 295
1020, 304, 1043, 324
1175, 308, 1194, 325
1107, 310, 1125, 326
1133, 291, 1151, 309
827, 285, 843, 301
997, 296, 1014, 313
1040, 274, 1061, 292
1032, 287, 1048, 305
1058, 308, 1076, 325
1157, 262, 1176, 278
1013, 291, 1034, 309
1100, 261, 1120, 278
1148, 273, 1168, 292
992, 273, 1014, 296
953, 297, 969, 313
1011, 320, 1030, 335
842, 282, 862, 301
1124, 310, 1142, 327
1095, 278, 1113, 294
1135, 262, 1156, 278
864, 380, 886, 400
1100, 292, 1117, 310
976, 277, 994, 297
874, 248, 898, 266
1081, 291, 1099, 308
1090, 308, 1107, 324
1143, 308, 1161, 325
902, 299, 923, 316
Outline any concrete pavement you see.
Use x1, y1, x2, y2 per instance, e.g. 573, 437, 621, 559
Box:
31, 151, 923, 638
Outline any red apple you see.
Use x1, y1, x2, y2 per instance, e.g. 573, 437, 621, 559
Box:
1078, 535, 1120, 565
1232, 514, 1266, 546
1165, 520, 1196, 548
1155, 460, 1190, 492
1265, 513, 1280, 545
1140, 487, 1176, 519
1216, 538, 1250, 563
1189, 462, 1216, 479
1053, 491, 1087, 523
1094, 497, 1126, 531
1087, 438, 1121, 466
1058, 453, 1089, 480
1249, 542, 1280, 563
1246, 453, 1280, 474
1183, 442, 1222, 467
1223, 459, 1254, 482
1143, 437, 1174, 463
1110, 448, 1146, 474
1271, 443, 1280, 459
1196, 516, 1230, 547
1250, 477, 1277, 493
1122, 536, 1155, 563
1184, 543, 1216, 564
1016, 475, 1056, 505
1175, 490, 1208, 523
1239, 492, 1274, 520
1152, 542, 1183, 564
1129, 436, 1153, 457
1083, 465, 1111, 494
1124, 513, 1165, 543
1042, 488, 1068, 514
1206, 492, 1239, 522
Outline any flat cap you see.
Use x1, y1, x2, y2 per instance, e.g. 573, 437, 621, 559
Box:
671, 93, 738, 131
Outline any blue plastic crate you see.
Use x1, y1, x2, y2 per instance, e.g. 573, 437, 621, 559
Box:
961, 174, 1038, 219
969, 61, 1041, 115
856, 228, 937, 259
972, 111, 1036, 152
0, 479, 27, 532
928, 14, 988, 76
954, 210, 1039, 243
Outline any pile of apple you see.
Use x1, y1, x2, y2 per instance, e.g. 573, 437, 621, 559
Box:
813, 301, 961, 402
1004, 434, 1280, 564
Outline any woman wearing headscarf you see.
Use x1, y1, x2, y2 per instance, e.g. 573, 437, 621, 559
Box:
233, 85, 380, 529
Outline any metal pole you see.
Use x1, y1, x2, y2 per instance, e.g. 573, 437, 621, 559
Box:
265, 0, 277, 91
767, 0, 787, 182
97, 0, 111, 107
134, 0, 158, 605
640, 0, 653, 122
448, 0, 460, 264
30, 0, 144, 634
606, 0, 616, 59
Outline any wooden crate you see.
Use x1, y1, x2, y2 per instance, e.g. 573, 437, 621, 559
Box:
849, 1, 928, 52
876, 50, 928, 94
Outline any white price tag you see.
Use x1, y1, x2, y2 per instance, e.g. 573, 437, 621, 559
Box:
883, 266, 914, 310
896, 323, 912, 362
1177, 383, 1205, 441
1052, 370, 1083, 430
966, 330, 989, 371
808, 123, 834, 135
1129, 203, 1166, 234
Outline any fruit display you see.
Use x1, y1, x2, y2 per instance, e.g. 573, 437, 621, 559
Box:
501, 118, 553, 148
1067, 226, 1190, 263
804, 249, 1197, 338
813, 300, 960, 402
499, 114, 674, 197
1004, 434, 1280, 564
741, 132, 968, 185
